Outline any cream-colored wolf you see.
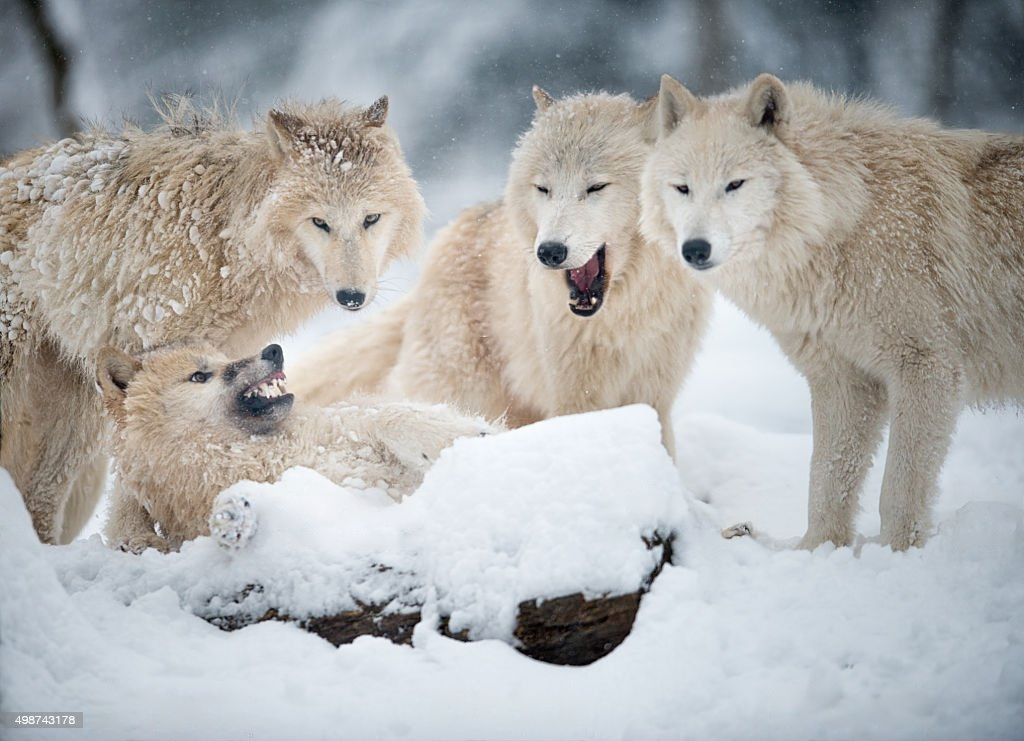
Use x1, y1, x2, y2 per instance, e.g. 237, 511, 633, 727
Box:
97, 341, 492, 553
1, 95, 425, 544
642, 73, 1024, 550
291, 88, 712, 458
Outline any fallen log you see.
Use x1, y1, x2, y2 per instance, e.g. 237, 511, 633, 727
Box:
207, 531, 673, 666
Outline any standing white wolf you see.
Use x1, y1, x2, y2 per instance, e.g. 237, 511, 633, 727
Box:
291, 88, 712, 457
0, 94, 425, 544
642, 73, 1024, 550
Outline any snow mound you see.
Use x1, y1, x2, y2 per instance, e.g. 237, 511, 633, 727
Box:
3, 405, 692, 642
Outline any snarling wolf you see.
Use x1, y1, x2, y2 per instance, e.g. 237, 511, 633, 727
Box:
97, 341, 492, 553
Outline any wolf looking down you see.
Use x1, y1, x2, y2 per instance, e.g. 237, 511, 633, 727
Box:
1, 94, 425, 543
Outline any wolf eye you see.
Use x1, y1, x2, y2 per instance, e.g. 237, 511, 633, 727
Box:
362, 213, 381, 229
675, 184, 690, 195
586, 183, 609, 194
535, 185, 550, 195
312, 217, 331, 233
725, 179, 745, 193
189, 371, 212, 384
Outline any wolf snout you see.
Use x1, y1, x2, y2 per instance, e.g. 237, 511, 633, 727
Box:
261, 343, 284, 365
336, 288, 367, 310
537, 240, 569, 268
681, 238, 713, 269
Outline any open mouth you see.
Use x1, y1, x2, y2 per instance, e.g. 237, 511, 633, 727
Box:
565, 245, 606, 317
238, 371, 294, 416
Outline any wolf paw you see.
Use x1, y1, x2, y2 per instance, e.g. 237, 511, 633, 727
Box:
115, 533, 170, 554
721, 522, 754, 539
209, 491, 258, 550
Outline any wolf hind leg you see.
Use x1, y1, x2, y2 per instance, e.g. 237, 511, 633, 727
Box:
878, 360, 962, 550
369, 401, 496, 467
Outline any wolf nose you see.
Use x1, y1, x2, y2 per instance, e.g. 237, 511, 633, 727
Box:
261, 344, 284, 364
537, 241, 569, 268
336, 289, 366, 310
682, 238, 712, 268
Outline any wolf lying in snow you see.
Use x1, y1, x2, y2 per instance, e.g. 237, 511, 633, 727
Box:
0, 94, 425, 544
290, 88, 712, 459
641, 73, 1024, 550
96, 341, 493, 553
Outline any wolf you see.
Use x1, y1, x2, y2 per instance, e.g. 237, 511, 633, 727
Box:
96, 341, 492, 553
641, 72, 1024, 550
290, 88, 713, 458
0, 94, 425, 544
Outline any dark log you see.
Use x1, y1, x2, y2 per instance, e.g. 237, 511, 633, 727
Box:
206, 532, 673, 665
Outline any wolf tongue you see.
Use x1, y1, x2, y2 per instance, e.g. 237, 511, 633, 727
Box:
568, 253, 601, 292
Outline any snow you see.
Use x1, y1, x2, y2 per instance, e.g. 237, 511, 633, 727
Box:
2, 296, 1023, 741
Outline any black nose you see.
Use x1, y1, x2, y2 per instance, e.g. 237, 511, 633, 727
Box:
682, 238, 712, 267
336, 289, 366, 310
261, 344, 283, 366
536, 241, 568, 268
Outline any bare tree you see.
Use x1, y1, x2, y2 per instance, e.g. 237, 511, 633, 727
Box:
693, 0, 732, 93
18, 0, 76, 137
931, 0, 965, 124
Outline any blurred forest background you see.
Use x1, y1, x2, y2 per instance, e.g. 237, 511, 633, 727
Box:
2, 0, 1022, 229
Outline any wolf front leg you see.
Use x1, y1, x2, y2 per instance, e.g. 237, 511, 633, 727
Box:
652, 401, 678, 463
3, 340, 108, 543
877, 359, 962, 551
103, 484, 169, 553
799, 361, 888, 550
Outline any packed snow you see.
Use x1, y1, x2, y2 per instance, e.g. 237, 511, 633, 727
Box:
2, 295, 1022, 741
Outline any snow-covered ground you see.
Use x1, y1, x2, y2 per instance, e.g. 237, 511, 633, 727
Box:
2, 292, 1022, 741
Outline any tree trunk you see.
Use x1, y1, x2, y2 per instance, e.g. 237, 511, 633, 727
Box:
18, 0, 77, 137
207, 532, 674, 666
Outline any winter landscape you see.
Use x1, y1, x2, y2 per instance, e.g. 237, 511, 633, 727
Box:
2, 2, 1023, 740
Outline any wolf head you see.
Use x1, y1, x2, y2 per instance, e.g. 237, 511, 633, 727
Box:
641, 73, 827, 276
505, 88, 658, 317
257, 97, 426, 311
97, 342, 296, 453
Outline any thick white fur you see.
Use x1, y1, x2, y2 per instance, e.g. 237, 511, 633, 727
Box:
642, 73, 1024, 550
0, 95, 425, 543
97, 341, 492, 553
291, 89, 713, 458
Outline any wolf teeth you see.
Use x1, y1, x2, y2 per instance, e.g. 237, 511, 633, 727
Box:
245, 377, 286, 399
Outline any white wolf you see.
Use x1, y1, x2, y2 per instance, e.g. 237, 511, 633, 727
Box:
97, 341, 493, 553
1, 95, 425, 544
642, 73, 1024, 550
291, 88, 713, 458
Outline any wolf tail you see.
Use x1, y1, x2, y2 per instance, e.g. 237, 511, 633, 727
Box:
288, 296, 411, 406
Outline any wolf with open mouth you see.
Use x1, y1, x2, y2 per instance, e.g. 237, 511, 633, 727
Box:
290, 87, 712, 459
96, 341, 494, 553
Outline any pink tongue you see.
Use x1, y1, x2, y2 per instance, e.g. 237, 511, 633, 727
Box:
569, 253, 600, 291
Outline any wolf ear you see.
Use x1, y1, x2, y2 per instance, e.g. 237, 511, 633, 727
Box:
532, 85, 555, 112
657, 74, 702, 137
745, 73, 788, 134
96, 347, 141, 428
267, 109, 306, 160
361, 96, 389, 128
638, 93, 661, 143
